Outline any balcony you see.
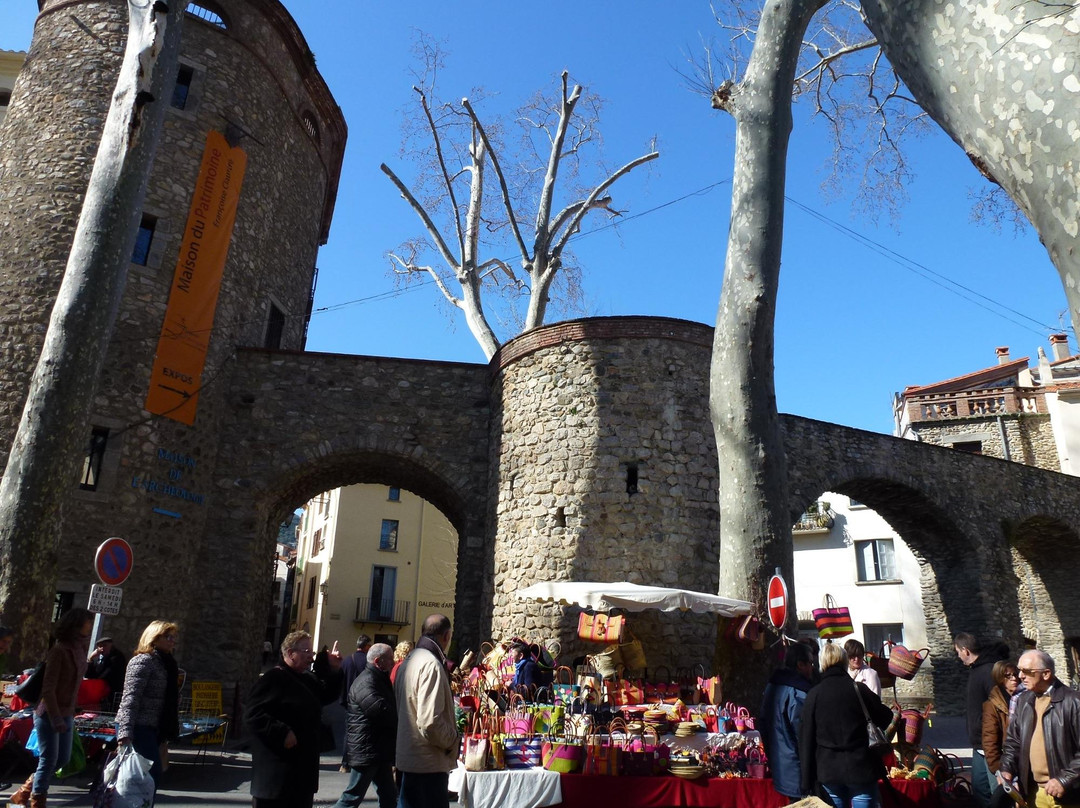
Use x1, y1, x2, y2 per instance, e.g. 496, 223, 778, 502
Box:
355, 597, 410, 626
907, 386, 1041, 422
793, 503, 835, 534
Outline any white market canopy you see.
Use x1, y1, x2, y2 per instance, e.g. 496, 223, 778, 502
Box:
516, 580, 753, 617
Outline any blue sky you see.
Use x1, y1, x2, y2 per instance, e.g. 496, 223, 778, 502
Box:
2, 2, 1069, 435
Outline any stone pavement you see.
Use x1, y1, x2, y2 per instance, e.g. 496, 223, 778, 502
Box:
4, 715, 974, 808
10, 747, 362, 807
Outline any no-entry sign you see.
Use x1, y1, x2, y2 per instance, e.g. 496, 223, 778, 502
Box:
767, 573, 788, 629
95, 537, 133, 587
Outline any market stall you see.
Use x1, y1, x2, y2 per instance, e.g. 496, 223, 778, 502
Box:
448, 580, 944, 808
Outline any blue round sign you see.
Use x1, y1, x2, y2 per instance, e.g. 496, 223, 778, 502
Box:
95, 537, 133, 586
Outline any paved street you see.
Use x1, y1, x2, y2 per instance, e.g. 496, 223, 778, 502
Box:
18, 747, 362, 807
9, 716, 971, 808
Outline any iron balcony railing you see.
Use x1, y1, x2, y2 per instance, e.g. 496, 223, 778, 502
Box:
355, 597, 410, 625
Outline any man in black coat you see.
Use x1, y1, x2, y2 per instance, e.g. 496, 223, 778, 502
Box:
246, 631, 342, 808
955, 632, 1010, 807
333, 643, 397, 808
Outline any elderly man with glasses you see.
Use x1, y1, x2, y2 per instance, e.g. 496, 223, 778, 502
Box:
1000, 650, 1080, 807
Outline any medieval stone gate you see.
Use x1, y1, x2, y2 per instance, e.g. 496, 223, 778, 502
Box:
200, 318, 1080, 713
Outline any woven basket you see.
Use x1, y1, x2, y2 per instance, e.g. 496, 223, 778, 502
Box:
887, 646, 929, 680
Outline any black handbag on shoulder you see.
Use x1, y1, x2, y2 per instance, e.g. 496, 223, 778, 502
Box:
14, 662, 45, 704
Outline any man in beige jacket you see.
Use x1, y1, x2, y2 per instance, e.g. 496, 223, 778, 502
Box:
394, 614, 458, 808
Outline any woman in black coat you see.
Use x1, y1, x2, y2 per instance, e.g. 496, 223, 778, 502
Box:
799, 642, 894, 808
246, 632, 341, 808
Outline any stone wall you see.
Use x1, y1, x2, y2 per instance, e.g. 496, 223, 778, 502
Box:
486, 318, 733, 671
911, 413, 1058, 470
0, 0, 345, 648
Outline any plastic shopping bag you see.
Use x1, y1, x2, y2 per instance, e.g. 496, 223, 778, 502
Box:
104, 744, 155, 808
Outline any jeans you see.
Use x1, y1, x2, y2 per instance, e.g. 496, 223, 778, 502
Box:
821, 781, 880, 808
334, 762, 396, 808
398, 770, 450, 808
32, 713, 74, 795
971, 750, 993, 808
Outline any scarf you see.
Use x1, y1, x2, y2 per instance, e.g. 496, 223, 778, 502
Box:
157, 649, 180, 741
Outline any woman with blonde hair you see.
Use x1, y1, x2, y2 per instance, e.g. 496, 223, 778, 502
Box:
800, 642, 894, 808
116, 620, 181, 784
390, 640, 413, 686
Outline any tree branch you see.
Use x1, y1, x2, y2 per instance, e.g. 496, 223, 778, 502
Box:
380, 162, 461, 273
550, 150, 660, 261
413, 87, 467, 262
462, 97, 531, 263
534, 71, 583, 254
795, 37, 878, 85
387, 251, 462, 308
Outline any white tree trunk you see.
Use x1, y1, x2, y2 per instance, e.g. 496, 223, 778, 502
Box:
711, 0, 825, 700
860, 0, 1080, 333
0, 1, 186, 664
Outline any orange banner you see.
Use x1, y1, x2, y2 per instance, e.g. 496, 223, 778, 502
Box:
145, 130, 246, 425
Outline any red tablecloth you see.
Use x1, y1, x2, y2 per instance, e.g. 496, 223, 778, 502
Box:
557, 775, 942, 808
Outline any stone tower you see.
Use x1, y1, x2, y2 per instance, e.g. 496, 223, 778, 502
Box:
0, 0, 345, 671
486, 318, 724, 670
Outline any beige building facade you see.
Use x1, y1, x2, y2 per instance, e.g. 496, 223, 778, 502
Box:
0, 50, 26, 131
293, 484, 458, 653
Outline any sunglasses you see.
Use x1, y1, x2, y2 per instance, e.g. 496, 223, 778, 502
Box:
1018, 667, 1048, 677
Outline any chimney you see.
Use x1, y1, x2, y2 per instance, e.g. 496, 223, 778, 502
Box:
996, 347, 1010, 364
1050, 333, 1071, 362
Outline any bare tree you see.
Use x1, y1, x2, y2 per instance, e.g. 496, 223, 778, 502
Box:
707, 0, 828, 702
859, 0, 1080, 333
0, 0, 186, 665
382, 53, 659, 359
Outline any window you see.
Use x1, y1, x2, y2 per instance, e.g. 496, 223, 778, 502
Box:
626, 463, 638, 495
79, 426, 109, 491
185, 2, 227, 28
264, 302, 285, 349
301, 111, 320, 143
369, 566, 397, 621
379, 520, 399, 551
855, 539, 898, 582
131, 214, 156, 266
311, 528, 323, 556
374, 633, 398, 647
171, 65, 194, 110
52, 592, 75, 623
864, 623, 905, 657
0, 90, 11, 108
388, 486, 400, 502
953, 440, 983, 454
306, 576, 316, 609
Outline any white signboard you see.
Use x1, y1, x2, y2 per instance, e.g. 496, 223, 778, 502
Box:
88, 584, 123, 616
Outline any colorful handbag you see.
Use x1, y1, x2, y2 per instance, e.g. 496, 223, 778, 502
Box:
565, 710, 593, 739
503, 694, 536, 736
463, 713, 490, 772
746, 745, 769, 778
888, 645, 930, 680
532, 703, 565, 735
503, 736, 544, 769
610, 678, 645, 706
698, 671, 723, 705
541, 739, 585, 773
583, 733, 620, 775
812, 595, 854, 639
577, 612, 626, 643
552, 666, 577, 704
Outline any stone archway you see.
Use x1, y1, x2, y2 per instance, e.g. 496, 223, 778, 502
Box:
1008, 515, 1080, 683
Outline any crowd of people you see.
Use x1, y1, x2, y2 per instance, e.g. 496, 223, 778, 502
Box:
9, 611, 1080, 808
244, 613, 458, 808
756, 632, 1080, 808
